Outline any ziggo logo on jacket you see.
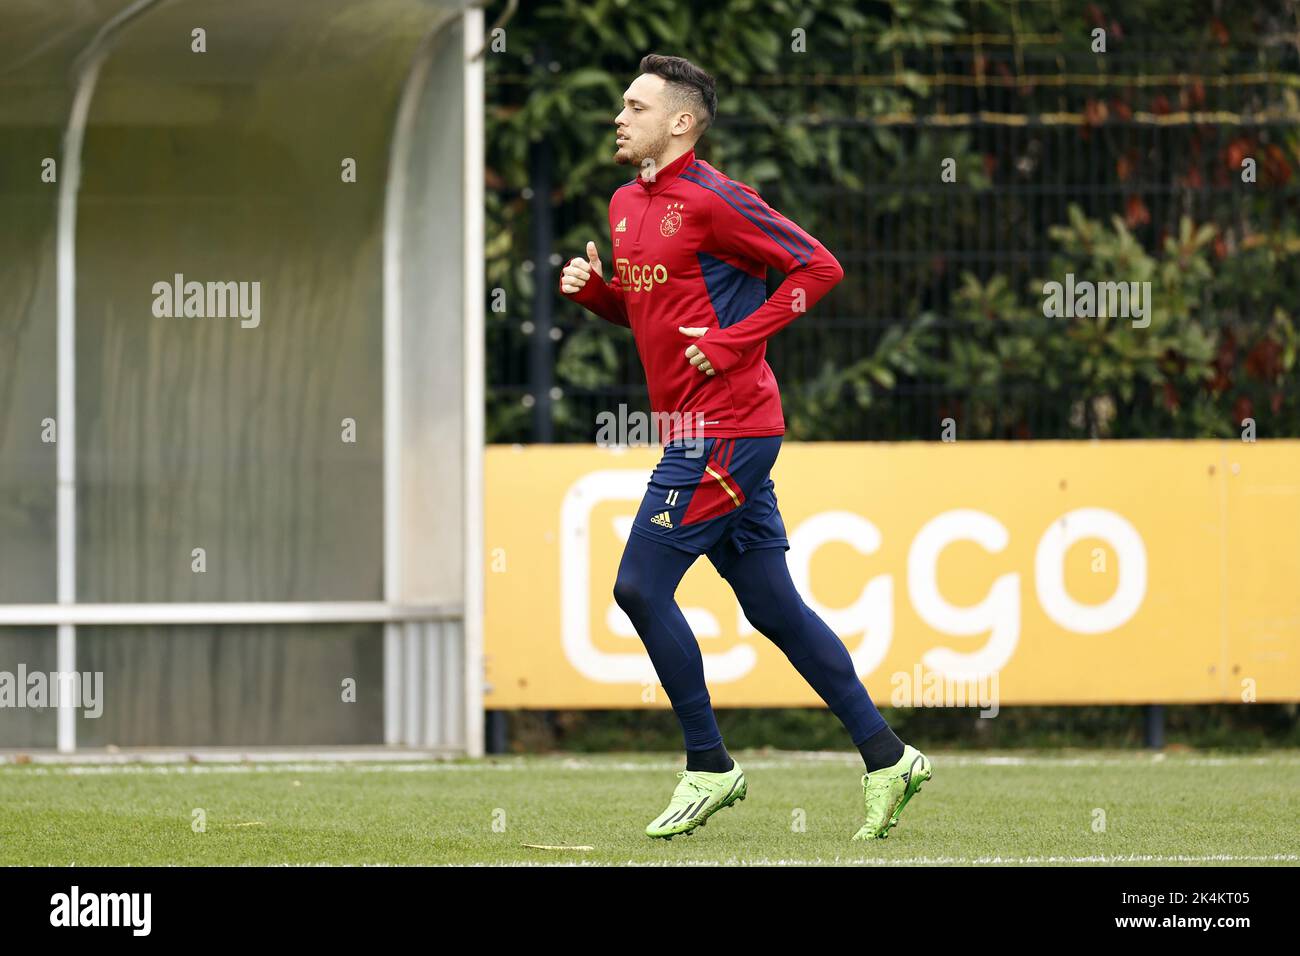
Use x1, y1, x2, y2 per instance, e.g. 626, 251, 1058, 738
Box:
615, 258, 669, 292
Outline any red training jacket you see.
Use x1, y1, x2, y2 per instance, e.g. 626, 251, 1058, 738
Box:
560, 147, 844, 442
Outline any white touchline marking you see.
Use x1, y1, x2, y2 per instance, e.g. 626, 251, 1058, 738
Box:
139, 854, 1300, 868
3, 753, 1299, 775
467, 854, 1300, 868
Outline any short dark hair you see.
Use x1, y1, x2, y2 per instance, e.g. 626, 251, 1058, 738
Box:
638, 54, 717, 137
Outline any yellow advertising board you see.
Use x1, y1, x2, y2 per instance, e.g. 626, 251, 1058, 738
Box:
484, 441, 1300, 708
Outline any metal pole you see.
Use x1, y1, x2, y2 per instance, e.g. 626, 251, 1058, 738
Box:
56, 0, 166, 754
528, 84, 554, 442
462, 3, 487, 758
485, 711, 508, 754
1144, 704, 1165, 749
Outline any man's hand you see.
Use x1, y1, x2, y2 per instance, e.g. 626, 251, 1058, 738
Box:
560, 240, 603, 294
679, 326, 716, 377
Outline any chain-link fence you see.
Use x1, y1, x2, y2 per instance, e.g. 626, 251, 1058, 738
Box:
488, 20, 1300, 443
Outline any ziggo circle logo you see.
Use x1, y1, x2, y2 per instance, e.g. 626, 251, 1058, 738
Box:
560, 471, 1148, 685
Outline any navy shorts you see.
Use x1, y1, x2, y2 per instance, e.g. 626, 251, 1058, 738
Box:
628, 435, 790, 578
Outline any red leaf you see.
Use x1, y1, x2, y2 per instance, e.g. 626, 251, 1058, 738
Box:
1125, 195, 1151, 228
1225, 137, 1254, 171
1264, 144, 1292, 186
1245, 338, 1282, 381
1232, 395, 1253, 424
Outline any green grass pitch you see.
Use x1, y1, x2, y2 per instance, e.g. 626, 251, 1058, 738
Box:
2, 750, 1297, 866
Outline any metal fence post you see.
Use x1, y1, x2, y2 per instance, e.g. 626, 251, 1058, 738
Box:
528, 116, 555, 442
1145, 704, 1166, 749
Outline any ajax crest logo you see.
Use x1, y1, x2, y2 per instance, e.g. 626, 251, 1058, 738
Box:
660, 202, 684, 237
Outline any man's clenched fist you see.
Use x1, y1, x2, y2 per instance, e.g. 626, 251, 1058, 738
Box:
560, 240, 603, 294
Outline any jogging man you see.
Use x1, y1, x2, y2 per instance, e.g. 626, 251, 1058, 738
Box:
559, 54, 931, 841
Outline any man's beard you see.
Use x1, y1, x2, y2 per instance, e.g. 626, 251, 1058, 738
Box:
616, 129, 670, 170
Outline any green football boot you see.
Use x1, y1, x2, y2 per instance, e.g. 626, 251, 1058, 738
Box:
852, 744, 932, 841
645, 761, 747, 840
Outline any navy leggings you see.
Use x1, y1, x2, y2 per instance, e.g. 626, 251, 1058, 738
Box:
613, 533, 887, 753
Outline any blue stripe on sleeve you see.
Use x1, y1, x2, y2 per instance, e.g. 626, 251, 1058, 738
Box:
680, 169, 813, 266
682, 165, 815, 263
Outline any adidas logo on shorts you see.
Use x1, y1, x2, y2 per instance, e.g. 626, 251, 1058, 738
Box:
650, 511, 674, 529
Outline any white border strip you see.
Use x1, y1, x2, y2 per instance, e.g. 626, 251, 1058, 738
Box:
462, 5, 486, 758
0, 602, 460, 626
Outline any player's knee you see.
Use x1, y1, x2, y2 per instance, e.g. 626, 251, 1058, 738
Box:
740, 593, 805, 639
612, 570, 648, 617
